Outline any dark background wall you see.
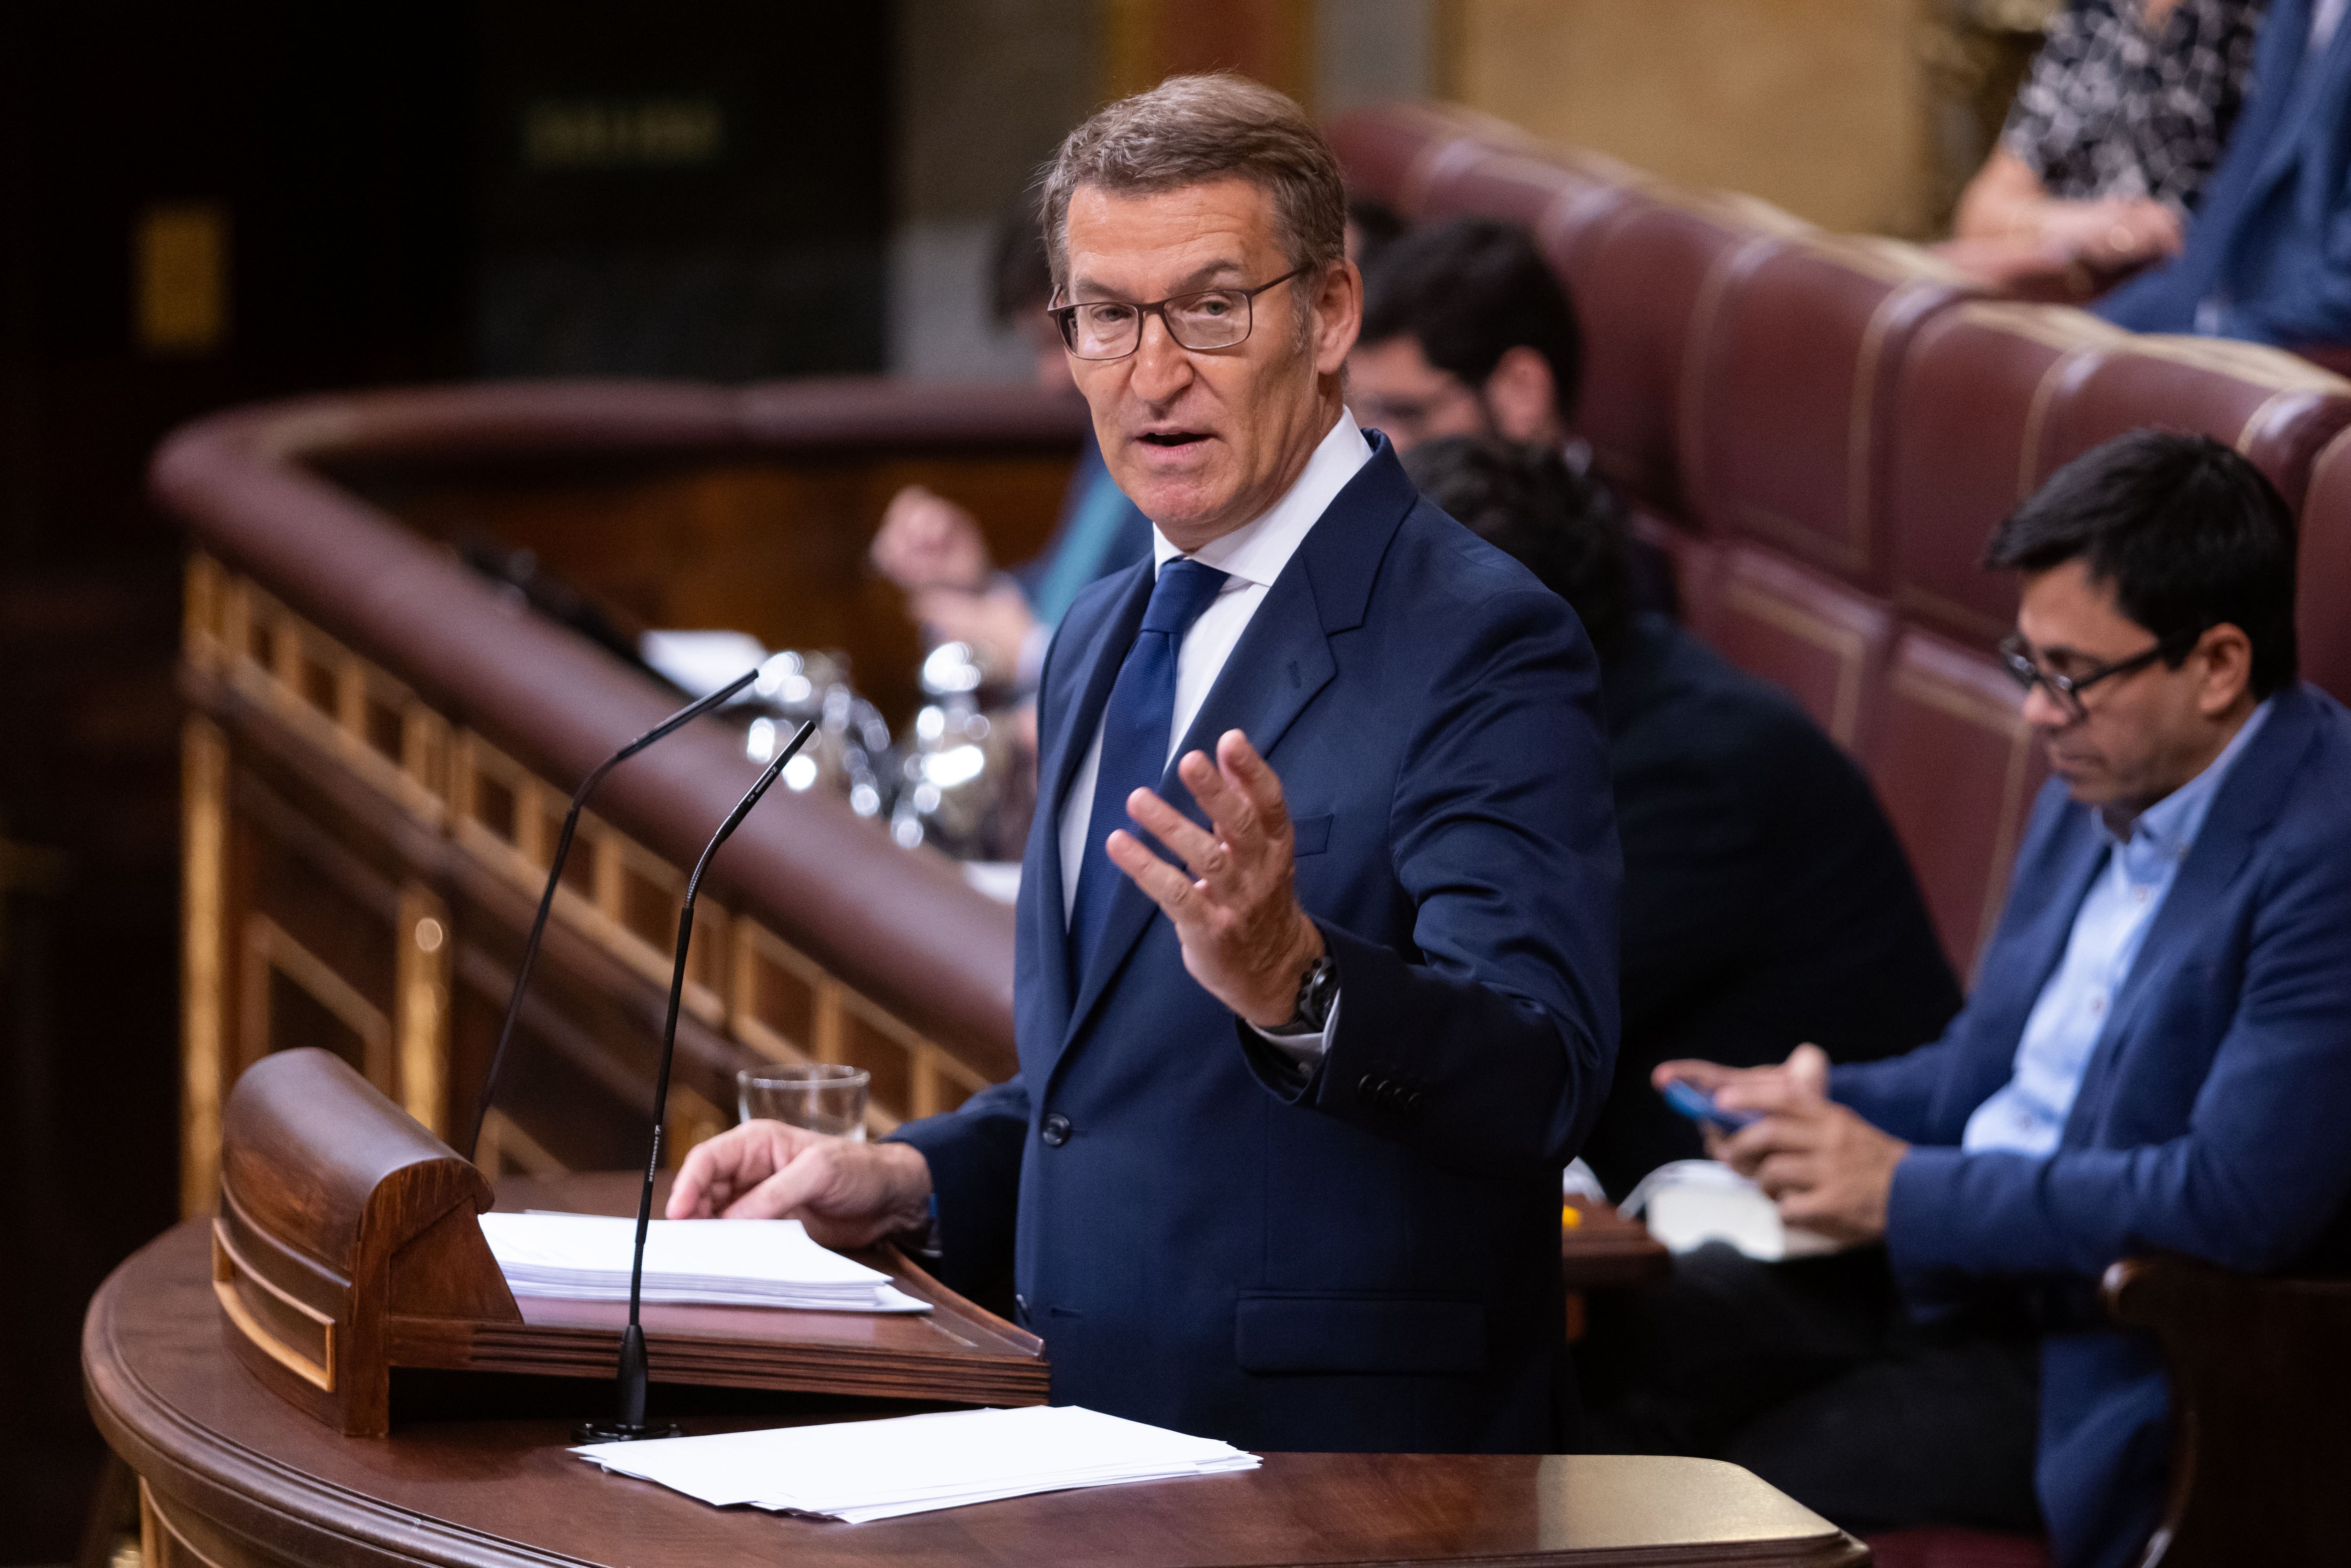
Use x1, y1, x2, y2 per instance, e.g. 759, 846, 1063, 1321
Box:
0, 4, 890, 1558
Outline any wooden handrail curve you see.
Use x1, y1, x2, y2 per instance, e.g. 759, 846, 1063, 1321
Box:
153, 377, 1092, 1084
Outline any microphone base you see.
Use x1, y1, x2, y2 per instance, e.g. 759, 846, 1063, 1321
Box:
573, 1417, 685, 1443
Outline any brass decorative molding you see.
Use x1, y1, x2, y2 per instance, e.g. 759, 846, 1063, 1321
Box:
396, 884, 453, 1138
180, 716, 230, 1222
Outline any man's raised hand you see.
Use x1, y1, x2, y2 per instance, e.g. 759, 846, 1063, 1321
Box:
1107, 728, 1324, 1030
666, 1120, 933, 1251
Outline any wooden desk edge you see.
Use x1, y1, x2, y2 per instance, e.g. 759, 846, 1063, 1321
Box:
87, 1227, 1867, 1568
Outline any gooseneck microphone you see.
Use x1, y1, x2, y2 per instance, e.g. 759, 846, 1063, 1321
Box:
577, 715, 818, 1444
465, 667, 763, 1162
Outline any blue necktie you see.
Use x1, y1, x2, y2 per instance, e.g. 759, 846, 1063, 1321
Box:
1067, 558, 1230, 984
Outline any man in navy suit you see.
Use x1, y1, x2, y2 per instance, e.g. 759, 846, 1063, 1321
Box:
1613, 431, 2351, 1568
670, 73, 1620, 1452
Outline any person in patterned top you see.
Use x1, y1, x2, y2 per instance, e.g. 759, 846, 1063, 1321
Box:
1955, 0, 2264, 271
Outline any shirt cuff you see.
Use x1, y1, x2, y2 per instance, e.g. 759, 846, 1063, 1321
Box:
1247, 990, 1340, 1071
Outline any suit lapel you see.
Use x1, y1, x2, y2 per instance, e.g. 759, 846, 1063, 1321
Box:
2064, 688, 2319, 1138
1029, 562, 1155, 1035
1051, 436, 1418, 1071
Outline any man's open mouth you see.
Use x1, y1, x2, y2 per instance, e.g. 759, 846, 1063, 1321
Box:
1139, 431, 1209, 448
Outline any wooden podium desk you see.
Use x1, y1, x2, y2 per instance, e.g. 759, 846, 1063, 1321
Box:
88, 1219, 1864, 1568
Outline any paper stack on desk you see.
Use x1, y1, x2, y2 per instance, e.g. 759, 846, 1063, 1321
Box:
477, 1212, 931, 1313
574, 1405, 1260, 1521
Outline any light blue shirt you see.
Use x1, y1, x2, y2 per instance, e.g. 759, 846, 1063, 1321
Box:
1962, 701, 2274, 1156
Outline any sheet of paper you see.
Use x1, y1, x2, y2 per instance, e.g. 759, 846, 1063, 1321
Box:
574, 1405, 1260, 1521
479, 1212, 930, 1312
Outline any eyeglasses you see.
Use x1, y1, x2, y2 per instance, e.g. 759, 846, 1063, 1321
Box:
1997, 628, 2203, 721
1048, 266, 1310, 361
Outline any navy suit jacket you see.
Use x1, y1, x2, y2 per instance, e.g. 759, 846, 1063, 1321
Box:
896, 432, 1621, 1452
2098, 0, 2351, 345
1832, 681, 2351, 1568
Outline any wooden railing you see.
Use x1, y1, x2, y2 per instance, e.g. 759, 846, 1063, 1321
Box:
162, 378, 1087, 1214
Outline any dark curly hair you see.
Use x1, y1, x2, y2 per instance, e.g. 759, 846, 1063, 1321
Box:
1403, 435, 1632, 658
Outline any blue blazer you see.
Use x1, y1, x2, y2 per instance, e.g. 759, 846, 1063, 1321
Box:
1832, 681, 2351, 1568
2098, 0, 2351, 345
896, 432, 1621, 1452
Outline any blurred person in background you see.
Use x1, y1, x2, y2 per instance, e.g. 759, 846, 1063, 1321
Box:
1404, 436, 1960, 1197
1344, 194, 1405, 273
870, 194, 1153, 694
2098, 0, 2351, 347
1955, 0, 2263, 275
1349, 216, 1586, 463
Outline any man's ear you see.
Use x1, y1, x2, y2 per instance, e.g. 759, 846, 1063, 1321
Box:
1482, 346, 1561, 446
2195, 622, 2256, 716
1311, 259, 1363, 375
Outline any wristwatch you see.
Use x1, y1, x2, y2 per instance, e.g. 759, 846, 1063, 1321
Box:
1277, 951, 1340, 1034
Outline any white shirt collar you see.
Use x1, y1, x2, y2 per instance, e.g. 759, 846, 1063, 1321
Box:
1148, 407, 1373, 587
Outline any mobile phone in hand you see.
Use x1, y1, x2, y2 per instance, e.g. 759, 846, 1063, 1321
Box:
1661, 1078, 1763, 1135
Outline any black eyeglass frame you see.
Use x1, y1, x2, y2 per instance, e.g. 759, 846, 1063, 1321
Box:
1046, 265, 1312, 360
1997, 626, 2207, 720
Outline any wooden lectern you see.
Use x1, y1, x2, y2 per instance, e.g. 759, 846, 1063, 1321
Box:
211, 1048, 1045, 1435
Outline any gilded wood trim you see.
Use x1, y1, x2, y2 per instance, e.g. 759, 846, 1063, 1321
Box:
396, 885, 452, 1137
477, 1107, 567, 1179
181, 717, 230, 1221
239, 914, 394, 1089
211, 1221, 335, 1392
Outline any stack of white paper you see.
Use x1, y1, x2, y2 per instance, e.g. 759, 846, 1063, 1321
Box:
1619, 1159, 1838, 1261
478, 1212, 930, 1313
574, 1405, 1260, 1522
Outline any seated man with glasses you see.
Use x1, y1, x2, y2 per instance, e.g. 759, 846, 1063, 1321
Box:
1587, 429, 2351, 1568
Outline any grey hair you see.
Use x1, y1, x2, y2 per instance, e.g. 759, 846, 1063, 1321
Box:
1039, 73, 1346, 299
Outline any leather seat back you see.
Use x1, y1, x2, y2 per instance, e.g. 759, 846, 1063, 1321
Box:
1885, 301, 2130, 646
1704, 544, 1895, 752
1863, 630, 2052, 976
2291, 428, 2351, 704
1684, 236, 1979, 591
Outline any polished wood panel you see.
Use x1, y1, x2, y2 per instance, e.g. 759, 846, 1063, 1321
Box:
90, 1219, 1867, 1568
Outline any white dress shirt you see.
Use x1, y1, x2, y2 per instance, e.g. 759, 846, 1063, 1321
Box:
1057, 408, 1374, 1063
1962, 699, 2272, 1156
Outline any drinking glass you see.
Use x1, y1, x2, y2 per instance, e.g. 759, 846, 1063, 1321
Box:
736, 1063, 869, 1141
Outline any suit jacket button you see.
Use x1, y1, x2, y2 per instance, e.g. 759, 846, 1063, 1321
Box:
1403, 1090, 1427, 1113
1040, 1112, 1072, 1147
1357, 1074, 1383, 1102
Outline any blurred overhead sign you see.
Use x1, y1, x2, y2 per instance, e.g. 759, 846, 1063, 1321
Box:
521, 96, 726, 171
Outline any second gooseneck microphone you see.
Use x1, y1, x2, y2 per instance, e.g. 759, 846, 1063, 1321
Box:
576, 715, 818, 1444
465, 667, 763, 1163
